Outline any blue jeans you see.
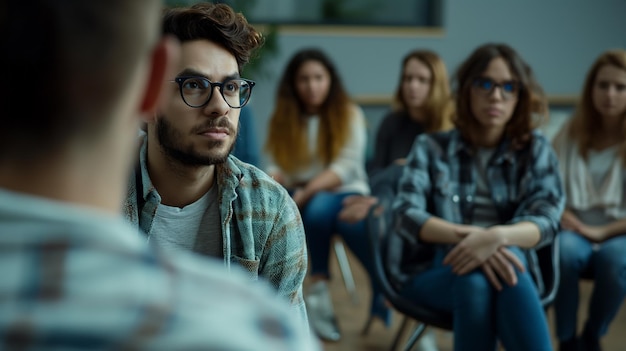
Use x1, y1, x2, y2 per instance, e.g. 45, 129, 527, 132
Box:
300, 191, 381, 299
399, 247, 552, 351
554, 230, 626, 340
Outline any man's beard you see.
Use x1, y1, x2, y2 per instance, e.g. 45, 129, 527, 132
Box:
156, 116, 237, 167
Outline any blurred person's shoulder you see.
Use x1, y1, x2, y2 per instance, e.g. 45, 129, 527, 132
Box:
0, 188, 319, 350
145, 246, 320, 350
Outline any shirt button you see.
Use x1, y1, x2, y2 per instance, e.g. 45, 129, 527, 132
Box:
466, 195, 473, 202
452, 195, 460, 203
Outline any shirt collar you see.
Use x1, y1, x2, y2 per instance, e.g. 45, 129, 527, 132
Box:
138, 134, 245, 204
139, 136, 160, 203
448, 129, 517, 165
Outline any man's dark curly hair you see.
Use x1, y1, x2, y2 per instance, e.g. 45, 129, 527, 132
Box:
162, 2, 264, 71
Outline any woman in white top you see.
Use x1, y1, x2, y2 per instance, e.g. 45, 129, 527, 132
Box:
265, 48, 368, 342
552, 49, 626, 351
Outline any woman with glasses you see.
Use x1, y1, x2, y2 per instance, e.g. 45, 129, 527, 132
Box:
552, 49, 626, 351
265, 48, 369, 342
392, 43, 564, 351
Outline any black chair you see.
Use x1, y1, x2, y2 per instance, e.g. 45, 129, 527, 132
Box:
363, 187, 560, 351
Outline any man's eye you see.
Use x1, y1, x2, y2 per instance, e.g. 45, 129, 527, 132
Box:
224, 81, 240, 93
183, 79, 207, 90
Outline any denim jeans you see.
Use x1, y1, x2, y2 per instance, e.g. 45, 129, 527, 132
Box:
301, 191, 355, 276
554, 230, 626, 340
299, 191, 380, 299
399, 247, 552, 351
336, 212, 383, 303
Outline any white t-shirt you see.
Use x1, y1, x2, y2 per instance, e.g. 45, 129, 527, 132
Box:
150, 184, 223, 258
266, 105, 370, 195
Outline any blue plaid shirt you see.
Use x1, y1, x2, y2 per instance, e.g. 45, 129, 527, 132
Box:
393, 129, 564, 282
0, 189, 320, 350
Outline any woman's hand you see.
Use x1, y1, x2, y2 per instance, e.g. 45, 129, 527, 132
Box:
577, 224, 608, 243
270, 172, 286, 186
443, 226, 505, 275
292, 188, 311, 209
481, 247, 526, 291
338, 195, 378, 223
561, 210, 608, 242
561, 210, 583, 232
393, 158, 407, 166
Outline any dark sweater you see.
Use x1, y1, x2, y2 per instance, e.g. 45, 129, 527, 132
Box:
368, 110, 426, 177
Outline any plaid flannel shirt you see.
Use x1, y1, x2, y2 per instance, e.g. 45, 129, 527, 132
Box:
124, 137, 309, 322
393, 129, 565, 285
0, 189, 320, 350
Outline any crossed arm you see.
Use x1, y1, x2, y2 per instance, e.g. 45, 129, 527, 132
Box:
561, 209, 626, 242
395, 133, 564, 291
420, 218, 538, 290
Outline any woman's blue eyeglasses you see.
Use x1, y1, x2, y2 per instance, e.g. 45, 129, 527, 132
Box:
472, 77, 520, 101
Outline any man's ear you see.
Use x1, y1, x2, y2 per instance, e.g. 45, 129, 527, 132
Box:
140, 35, 180, 123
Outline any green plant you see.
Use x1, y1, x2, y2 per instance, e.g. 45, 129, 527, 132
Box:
321, 0, 379, 22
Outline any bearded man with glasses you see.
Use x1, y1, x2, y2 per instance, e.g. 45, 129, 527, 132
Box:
123, 2, 310, 326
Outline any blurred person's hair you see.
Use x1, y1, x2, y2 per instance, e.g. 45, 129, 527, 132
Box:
392, 49, 454, 132
453, 43, 548, 149
2, 0, 162, 162
266, 48, 353, 173
162, 3, 264, 71
565, 49, 626, 164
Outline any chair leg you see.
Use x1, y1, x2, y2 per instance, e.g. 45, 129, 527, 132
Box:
333, 239, 358, 304
402, 323, 427, 351
390, 316, 411, 351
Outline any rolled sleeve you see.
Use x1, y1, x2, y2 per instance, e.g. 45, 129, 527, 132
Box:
261, 189, 309, 322
508, 134, 565, 248
393, 134, 434, 242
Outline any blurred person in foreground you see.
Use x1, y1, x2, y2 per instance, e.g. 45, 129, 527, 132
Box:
0, 1, 319, 350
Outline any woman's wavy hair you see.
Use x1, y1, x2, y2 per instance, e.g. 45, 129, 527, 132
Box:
393, 49, 454, 132
162, 2, 264, 71
453, 43, 547, 149
265, 48, 353, 173
566, 49, 626, 164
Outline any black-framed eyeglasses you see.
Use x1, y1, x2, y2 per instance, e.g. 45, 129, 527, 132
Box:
472, 77, 521, 101
173, 76, 255, 109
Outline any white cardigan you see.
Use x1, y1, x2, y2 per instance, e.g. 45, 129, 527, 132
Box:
553, 124, 626, 222
266, 105, 370, 195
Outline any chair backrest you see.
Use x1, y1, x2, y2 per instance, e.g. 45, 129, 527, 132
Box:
365, 187, 453, 330
536, 234, 560, 308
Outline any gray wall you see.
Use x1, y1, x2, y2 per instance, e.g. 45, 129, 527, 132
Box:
246, 0, 626, 166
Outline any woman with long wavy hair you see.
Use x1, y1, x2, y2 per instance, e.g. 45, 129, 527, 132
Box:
265, 48, 369, 342
392, 43, 563, 351
552, 49, 626, 351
